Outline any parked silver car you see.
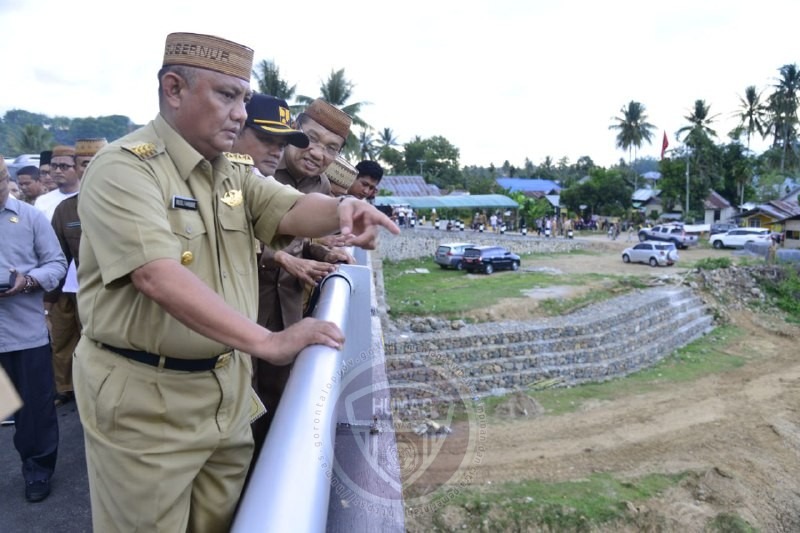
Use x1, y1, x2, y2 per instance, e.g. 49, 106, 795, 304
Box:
434, 242, 475, 270
622, 241, 679, 267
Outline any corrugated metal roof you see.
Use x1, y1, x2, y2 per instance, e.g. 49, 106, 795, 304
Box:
373, 194, 519, 209
495, 177, 561, 193
378, 175, 441, 197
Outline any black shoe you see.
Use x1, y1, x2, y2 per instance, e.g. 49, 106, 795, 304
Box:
25, 479, 51, 503
54, 392, 74, 406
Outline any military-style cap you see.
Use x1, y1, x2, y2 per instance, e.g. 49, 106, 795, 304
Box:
304, 99, 352, 141
0, 155, 8, 179
163, 32, 253, 82
75, 138, 108, 157
40, 150, 52, 165
245, 94, 309, 148
52, 145, 76, 157
325, 156, 357, 190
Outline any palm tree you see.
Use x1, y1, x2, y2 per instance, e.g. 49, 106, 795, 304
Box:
608, 101, 656, 189
676, 99, 718, 146
252, 59, 296, 101
296, 68, 371, 157
735, 86, 768, 150
375, 128, 398, 152
11, 125, 52, 154
766, 63, 800, 172
357, 129, 376, 160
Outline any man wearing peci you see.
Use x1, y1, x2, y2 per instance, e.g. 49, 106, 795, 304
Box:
73, 31, 398, 532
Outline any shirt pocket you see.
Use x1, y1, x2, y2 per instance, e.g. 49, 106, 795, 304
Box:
167, 209, 208, 271
217, 202, 254, 276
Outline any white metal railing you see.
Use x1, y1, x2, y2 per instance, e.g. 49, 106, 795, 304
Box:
232, 270, 353, 533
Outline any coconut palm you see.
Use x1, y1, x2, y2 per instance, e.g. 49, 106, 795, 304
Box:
296, 68, 371, 157
252, 59, 296, 101
735, 86, 768, 150
375, 128, 399, 152
357, 129, 376, 160
608, 101, 656, 189
10, 124, 52, 154
677, 99, 718, 147
766, 63, 800, 172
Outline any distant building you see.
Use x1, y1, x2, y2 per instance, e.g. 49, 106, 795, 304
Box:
703, 190, 737, 225
378, 175, 440, 197
632, 188, 663, 217
495, 177, 561, 196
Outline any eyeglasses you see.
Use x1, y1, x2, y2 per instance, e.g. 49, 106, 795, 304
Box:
50, 163, 75, 171
299, 128, 341, 158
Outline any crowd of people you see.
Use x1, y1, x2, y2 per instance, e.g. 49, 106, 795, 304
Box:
0, 31, 398, 531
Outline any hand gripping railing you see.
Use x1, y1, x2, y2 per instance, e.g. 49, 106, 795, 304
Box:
232, 269, 353, 533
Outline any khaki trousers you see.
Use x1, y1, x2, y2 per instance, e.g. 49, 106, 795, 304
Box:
73, 338, 254, 533
49, 292, 80, 394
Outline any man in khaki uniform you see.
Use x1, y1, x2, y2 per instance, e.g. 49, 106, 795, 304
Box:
73, 32, 398, 533
252, 99, 354, 452
48, 138, 107, 406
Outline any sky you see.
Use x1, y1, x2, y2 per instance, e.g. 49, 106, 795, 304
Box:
1, 0, 798, 169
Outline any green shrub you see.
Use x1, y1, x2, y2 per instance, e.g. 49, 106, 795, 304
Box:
760, 265, 800, 320
694, 257, 732, 270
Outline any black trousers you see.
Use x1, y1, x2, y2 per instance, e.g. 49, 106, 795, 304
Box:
0, 343, 59, 483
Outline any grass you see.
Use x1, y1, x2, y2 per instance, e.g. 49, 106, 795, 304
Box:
417, 325, 753, 531
382, 254, 640, 319
427, 472, 689, 531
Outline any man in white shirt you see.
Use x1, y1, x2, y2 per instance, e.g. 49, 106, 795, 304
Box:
33, 146, 79, 221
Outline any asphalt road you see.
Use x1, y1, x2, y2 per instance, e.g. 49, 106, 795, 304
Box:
1, 402, 92, 532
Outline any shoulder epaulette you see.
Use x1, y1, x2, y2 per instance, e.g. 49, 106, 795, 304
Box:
122, 142, 163, 160
223, 152, 254, 166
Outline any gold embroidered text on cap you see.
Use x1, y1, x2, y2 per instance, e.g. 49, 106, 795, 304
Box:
163, 32, 253, 82
325, 156, 357, 190
75, 138, 108, 157
304, 99, 352, 141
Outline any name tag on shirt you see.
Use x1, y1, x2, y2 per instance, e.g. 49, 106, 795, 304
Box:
172, 195, 198, 211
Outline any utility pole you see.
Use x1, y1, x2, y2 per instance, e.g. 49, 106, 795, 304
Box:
417, 159, 425, 178
685, 151, 690, 220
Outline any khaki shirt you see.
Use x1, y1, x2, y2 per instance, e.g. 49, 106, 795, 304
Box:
77, 114, 303, 359
257, 164, 331, 330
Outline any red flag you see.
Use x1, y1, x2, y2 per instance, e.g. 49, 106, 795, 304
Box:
661, 131, 669, 159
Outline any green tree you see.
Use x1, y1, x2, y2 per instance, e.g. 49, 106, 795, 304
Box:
608, 101, 656, 188
253, 59, 297, 101
734, 85, 768, 150
10, 124, 52, 154
375, 127, 399, 164
297, 68, 371, 157
403, 135, 461, 190
560, 168, 630, 217
357, 129, 376, 160
766, 63, 800, 172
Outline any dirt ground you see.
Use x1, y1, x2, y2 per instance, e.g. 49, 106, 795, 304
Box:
405, 236, 800, 531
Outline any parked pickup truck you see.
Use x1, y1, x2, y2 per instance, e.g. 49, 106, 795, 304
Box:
637, 224, 699, 249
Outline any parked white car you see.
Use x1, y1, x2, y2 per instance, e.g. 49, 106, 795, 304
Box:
710, 228, 771, 249
622, 241, 679, 267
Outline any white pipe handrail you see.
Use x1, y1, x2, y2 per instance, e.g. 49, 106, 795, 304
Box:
232, 270, 353, 533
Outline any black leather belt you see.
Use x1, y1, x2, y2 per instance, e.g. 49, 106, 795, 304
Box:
101, 343, 232, 372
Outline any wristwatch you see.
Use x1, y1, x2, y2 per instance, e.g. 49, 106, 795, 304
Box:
22, 275, 36, 294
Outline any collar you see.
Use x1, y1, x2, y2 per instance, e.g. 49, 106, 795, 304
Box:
153, 114, 206, 181
1, 195, 21, 214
